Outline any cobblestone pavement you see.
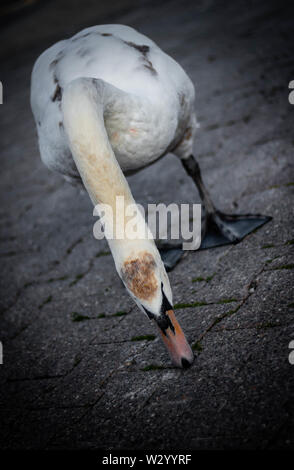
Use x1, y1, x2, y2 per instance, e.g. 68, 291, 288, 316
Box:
0, 0, 293, 450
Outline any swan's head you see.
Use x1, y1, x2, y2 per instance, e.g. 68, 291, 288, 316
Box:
120, 249, 194, 368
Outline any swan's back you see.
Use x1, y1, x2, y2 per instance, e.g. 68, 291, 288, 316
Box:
31, 24, 193, 122
31, 24, 195, 180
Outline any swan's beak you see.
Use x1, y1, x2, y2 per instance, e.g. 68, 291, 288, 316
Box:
155, 310, 194, 368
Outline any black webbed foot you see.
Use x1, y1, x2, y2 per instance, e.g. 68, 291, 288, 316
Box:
200, 211, 272, 250
157, 212, 272, 270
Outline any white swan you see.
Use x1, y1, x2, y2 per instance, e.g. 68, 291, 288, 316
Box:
31, 24, 269, 368
31, 24, 196, 368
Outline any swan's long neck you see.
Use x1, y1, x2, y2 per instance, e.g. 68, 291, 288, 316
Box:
62, 78, 133, 206
62, 77, 159, 269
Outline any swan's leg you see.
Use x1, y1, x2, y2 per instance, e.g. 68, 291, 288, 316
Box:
181, 155, 271, 249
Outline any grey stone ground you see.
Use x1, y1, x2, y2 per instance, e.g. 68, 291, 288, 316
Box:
0, 0, 293, 450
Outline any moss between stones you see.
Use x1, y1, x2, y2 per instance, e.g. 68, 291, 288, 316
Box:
256, 321, 280, 329
69, 273, 84, 286
71, 312, 90, 322
192, 276, 205, 282
73, 355, 82, 367
273, 264, 294, 270
47, 275, 69, 283
192, 273, 215, 283
225, 305, 241, 317
24, 281, 34, 288
268, 182, 294, 189
95, 250, 111, 257
141, 364, 165, 371
217, 298, 238, 304
38, 295, 52, 309
71, 312, 106, 321
112, 311, 128, 317
66, 238, 83, 254
212, 304, 242, 327
192, 341, 203, 352
174, 301, 208, 309
265, 256, 279, 264
131, 335, 156, 342
285, 239, 294, 245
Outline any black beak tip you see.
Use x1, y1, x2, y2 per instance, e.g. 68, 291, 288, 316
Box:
181, 357, 192, 369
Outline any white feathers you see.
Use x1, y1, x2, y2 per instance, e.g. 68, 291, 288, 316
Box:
31, 24, 196, 181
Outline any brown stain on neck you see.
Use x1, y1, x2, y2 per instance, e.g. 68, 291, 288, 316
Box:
121, 252, 158, 301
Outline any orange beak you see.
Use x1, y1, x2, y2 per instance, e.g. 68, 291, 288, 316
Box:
156, 310, 194, 368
